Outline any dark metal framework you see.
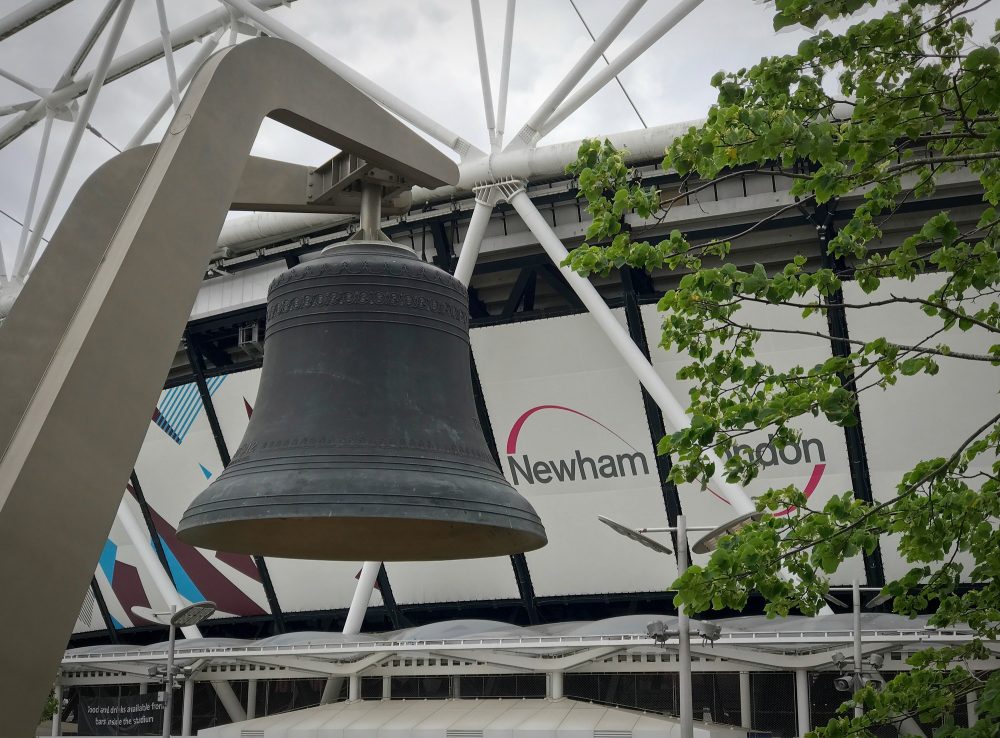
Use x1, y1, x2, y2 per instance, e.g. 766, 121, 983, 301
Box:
127, 470, 175, 586
802, 201, 885, 587
89, 577, 119, 644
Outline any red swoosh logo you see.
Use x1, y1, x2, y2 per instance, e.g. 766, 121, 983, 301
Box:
506, 405, 636, 454
705, 463, 826, 516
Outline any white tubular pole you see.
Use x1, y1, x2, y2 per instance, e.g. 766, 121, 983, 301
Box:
509, 0, 646, 148
0, 67, 43, 95
852, 579, 863, 718
344, 561, 381, 634
219, 0, 481, 159
505, 185, 756, 514
677, 514, 692, 738
348, 675, 360, 701
125, 30, 222, 150
116, 503, 194, 635
538, 0, 704, 139
0, 0, 72, 42
454, 190, 496, 287
14, 110, 54, 270
115, 502, 247, 722
12, 0, 135, 280
0, 100, 38, 117
154, 0, 181, 109
495, 0, 515, 148
795, 668, 810, 737
56, 0, 122, 88
322, 560, 381, 703
739, 671, 751, 729
470, 0, 497, 150
0, 0, 288, 151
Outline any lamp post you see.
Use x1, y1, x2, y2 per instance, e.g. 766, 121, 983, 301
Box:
133, 601, 216, 737
827, 581, 891, 718
599, 514, 734, 738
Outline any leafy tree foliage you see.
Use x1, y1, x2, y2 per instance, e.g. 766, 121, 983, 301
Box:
566, 2, 999, 736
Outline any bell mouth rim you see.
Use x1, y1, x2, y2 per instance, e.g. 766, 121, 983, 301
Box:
177, 514, 547, 561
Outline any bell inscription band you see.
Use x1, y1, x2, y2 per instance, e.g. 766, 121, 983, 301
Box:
178, 242, 547, 560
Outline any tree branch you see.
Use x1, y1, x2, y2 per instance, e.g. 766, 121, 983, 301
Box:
712, 314, 999, 362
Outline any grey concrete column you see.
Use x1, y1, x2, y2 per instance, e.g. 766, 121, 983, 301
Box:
795, 669, 810, 737
739, 671, 751, 730
50, 681, 61, 737
349, 675, 360, 701
181, 678, 194, 737
246, 679, 257, 719
967, 688, 978, 727
382, 675, 391, 700
548, 672, 563, 699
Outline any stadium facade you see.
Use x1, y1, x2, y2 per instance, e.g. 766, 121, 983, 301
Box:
1, 4, 994, 736
55, 148, 995, 736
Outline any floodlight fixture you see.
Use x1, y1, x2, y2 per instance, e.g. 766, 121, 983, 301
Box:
646, 620, 675, 643
833, 675, 855, 692
866, 590, 892, 608
697, 622, 722, 642
868, 653, 884, 670
830, 651, 848, 670
598, 515, 673, 555
823, 592, 849, 608
171, 601, 217, 628
691, 511, 763, 554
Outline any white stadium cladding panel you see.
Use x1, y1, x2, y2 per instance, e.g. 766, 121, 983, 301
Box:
74, 275, 976, 633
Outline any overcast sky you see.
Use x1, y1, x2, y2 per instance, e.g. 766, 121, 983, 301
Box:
0, 0, 995, 276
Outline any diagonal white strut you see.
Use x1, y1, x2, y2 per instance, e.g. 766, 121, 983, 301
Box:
536, 0, 704, 141
508, 0, 646, 149
154, 0, 181, 109
494, 0, 516, 149
13, 0, 135, 280
115, 501, 247, 721
0, 0, 292, 152
470, 0, 497, 151
125, 29, 224, 150
499, 181, 756, 516
220, 0, 484, 159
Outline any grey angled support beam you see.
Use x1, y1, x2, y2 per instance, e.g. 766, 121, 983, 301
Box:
0, 37, 457, 737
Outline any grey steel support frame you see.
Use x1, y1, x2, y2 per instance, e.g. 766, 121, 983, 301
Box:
0, 37, 457, 737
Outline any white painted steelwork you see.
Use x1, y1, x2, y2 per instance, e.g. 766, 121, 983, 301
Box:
500, 180, 756, 516
13, 0, 134, 279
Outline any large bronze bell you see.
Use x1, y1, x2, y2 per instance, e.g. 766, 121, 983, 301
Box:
177, 241, 546, 560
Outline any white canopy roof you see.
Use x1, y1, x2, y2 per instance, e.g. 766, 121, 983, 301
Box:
198, 698, 749, 738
